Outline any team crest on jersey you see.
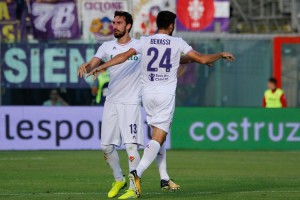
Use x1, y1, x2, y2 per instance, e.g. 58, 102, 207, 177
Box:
129, 156, 135, 162
113, 46, 116, 50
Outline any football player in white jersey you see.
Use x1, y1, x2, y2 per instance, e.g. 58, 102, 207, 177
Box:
78, 11, 179, 199
87, 11, 234, 198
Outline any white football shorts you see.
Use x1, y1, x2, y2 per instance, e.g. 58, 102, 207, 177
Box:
101, 102, 144, 146
142, 94, 175, 133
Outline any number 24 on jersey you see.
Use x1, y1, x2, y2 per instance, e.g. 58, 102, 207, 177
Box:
147, 47, 172, 72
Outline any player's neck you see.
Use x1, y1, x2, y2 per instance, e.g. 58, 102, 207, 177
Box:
117, 35, 131, 45
157, 29, 169, 35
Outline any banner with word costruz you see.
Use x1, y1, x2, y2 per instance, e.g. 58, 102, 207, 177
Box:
81, 0, 129, 41
172, 108, 300, 150
176, 0, 229, 32
29, 0, 80, 39
0, 106, 171, 150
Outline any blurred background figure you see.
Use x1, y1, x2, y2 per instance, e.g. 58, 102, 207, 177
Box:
262, 77, 287, 108
43, 89, 69, 106
91, 70, 110, 106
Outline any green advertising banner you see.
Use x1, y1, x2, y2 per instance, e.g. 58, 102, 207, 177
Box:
171, 108, 300, 150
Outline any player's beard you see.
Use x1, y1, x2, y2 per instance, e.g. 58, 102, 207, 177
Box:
114, 29, 126, 38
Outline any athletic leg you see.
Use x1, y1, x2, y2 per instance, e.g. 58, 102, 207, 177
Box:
117, 104, 144, 199
125, 143, 140, 187
102, 144, 123, 181
129, 94, 174, 196
101, 102, 126, 198
156, 142, 170, 181
136, 127, 166, 178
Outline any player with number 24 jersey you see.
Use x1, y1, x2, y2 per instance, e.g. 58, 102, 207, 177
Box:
87, 11, 234, 198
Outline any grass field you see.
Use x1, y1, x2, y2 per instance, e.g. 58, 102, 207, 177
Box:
0, 150, 300, 200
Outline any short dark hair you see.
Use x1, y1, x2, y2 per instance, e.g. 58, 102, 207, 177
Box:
156, 10, 176, 30
268, 77, 277, 85
114, 11, 133, 33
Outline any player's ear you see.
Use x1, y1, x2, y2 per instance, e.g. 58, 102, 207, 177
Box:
168, 24, 175, 35
126, 23, 132, 32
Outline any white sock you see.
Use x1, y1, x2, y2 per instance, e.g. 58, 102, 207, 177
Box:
156, 143, 170, 180
125, 144, 140, 189
102, 144, 123, 181
136, 140, 161, 177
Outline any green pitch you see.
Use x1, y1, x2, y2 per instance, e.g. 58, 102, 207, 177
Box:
0, 150, 299, 200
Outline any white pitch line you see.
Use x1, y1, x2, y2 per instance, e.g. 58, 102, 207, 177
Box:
0, 157, 45, 161
0, 191, 299, 196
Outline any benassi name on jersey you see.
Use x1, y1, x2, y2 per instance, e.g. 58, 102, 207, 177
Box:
150, 39, 171, 45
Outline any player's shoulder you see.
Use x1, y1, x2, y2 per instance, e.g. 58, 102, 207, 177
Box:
101, 39, 117, 46
264, 89, 271, 95
169, 36, 185, 42
276, 88, 284, 94
158, 34, 185, 42
131, 38, 140, 44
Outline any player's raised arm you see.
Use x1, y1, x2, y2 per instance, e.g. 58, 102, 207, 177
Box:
77, 57, 102, 78
186, 50, 234, 65
179, 55, 194, 64
86, 48, 137, 80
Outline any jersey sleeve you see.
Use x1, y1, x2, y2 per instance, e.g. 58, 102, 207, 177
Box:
131, 38, 143, 54
180, 38, 193, 54
94, 43, 106, 59
280, 93, 287, 108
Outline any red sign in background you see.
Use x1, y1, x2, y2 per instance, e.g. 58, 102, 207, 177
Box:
177, 0, 215, 31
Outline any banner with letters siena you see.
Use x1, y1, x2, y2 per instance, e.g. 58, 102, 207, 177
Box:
172, 108, 300, 150
0, 106, 171, 150
1, 43, 98, 88
29, 0, 80, 39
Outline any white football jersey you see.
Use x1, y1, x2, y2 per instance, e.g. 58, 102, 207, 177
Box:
94, 39, 141, 104
133, 34, 193, 96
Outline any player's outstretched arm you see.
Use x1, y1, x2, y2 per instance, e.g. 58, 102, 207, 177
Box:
86, 48, 136, 80
186, 50, 234, 65
180, 55, 194, 64
78, 57, 102, 78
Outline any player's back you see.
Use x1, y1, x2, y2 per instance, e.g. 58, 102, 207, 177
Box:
139, 34, 192, 96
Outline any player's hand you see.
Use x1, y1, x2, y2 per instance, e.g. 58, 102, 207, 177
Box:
206, 62, 213, 67
78, 63, 92, 78
221, 52, 234, 62
86, 67, 100, 80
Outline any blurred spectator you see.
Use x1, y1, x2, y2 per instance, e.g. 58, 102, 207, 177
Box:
262, 77, 287, 108
91, 70, 110, 105
43, 89, 69, 106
